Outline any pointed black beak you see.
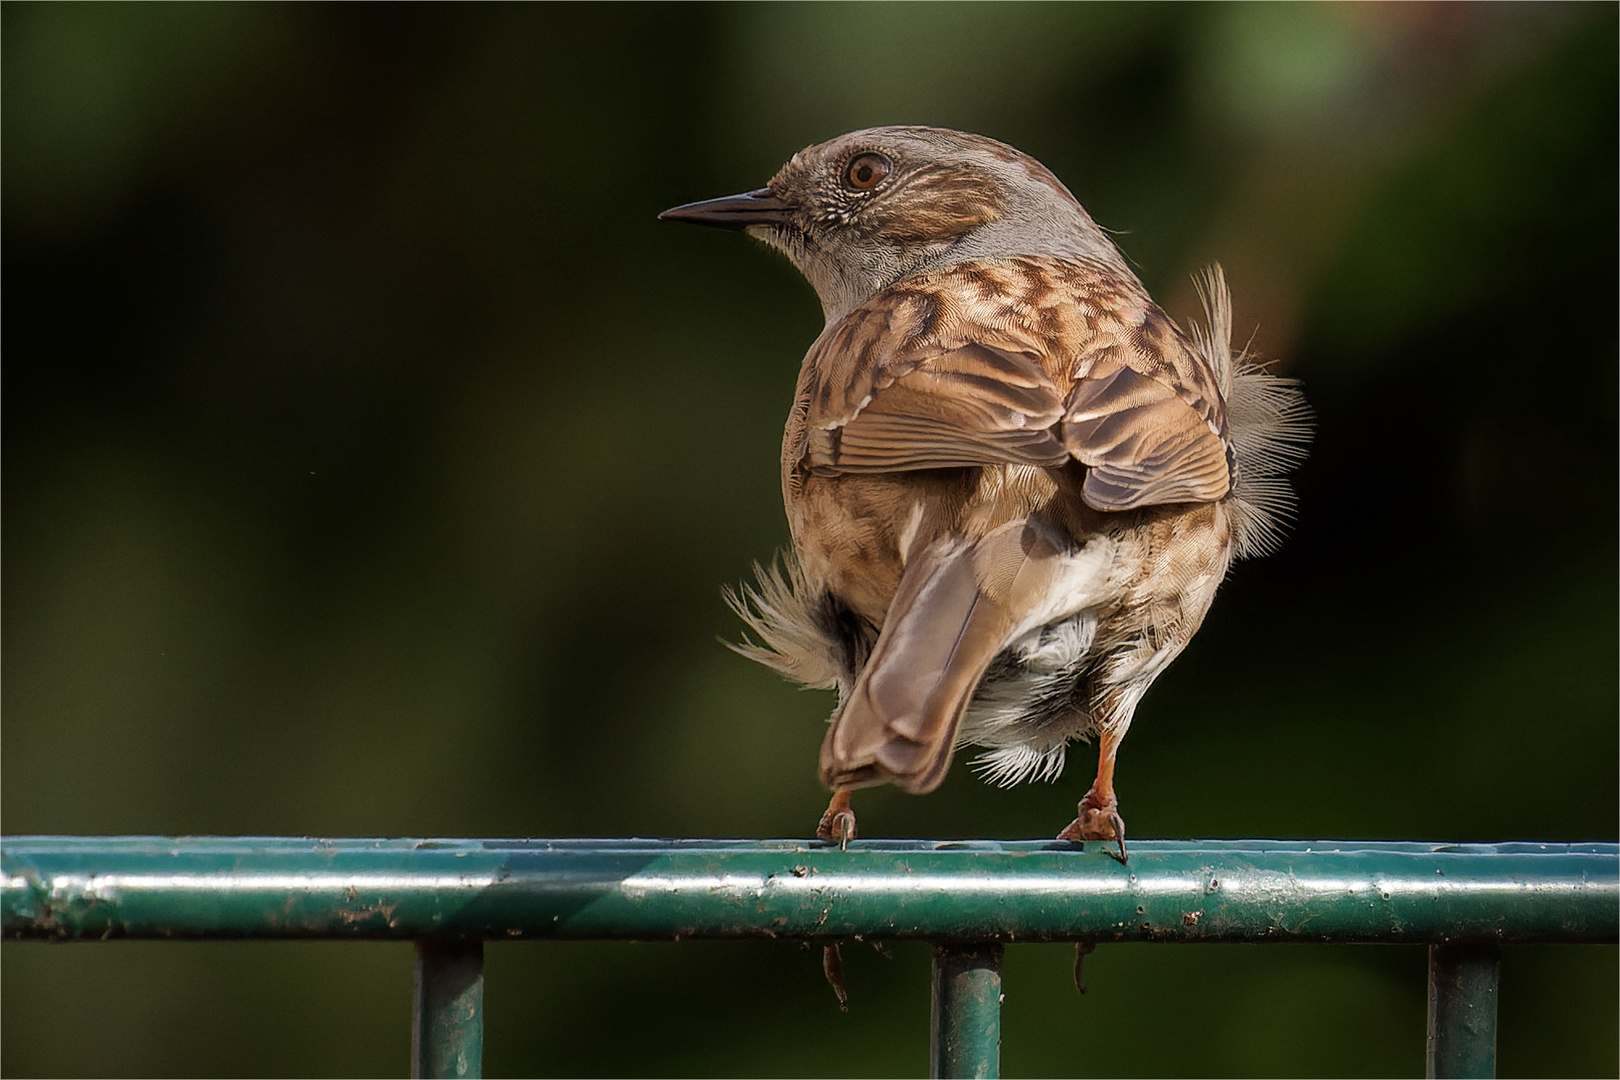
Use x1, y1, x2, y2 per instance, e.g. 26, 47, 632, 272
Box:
659, 187, 793, 230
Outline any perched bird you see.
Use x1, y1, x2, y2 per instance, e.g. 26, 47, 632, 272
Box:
662, 126, 1308, 861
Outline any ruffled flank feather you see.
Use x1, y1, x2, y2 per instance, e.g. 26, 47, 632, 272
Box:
722, 557, 843, 691
1192, 265, 1313, 559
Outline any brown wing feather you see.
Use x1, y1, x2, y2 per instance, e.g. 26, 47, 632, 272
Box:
1062, 357, 1230, 511
791, 256, 1230, 509
805, 343, 1067, 473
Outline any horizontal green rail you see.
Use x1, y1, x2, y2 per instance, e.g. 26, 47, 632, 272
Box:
4, 837, 1615, 943
5, 837, 1616, 1079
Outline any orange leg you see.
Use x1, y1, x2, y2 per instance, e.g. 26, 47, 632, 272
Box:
816, 789, 858, 849
816, 790, 858, 1009
1057, 728, 1128, 863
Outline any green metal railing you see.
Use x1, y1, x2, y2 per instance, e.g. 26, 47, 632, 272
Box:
4, 836, 1616, 1078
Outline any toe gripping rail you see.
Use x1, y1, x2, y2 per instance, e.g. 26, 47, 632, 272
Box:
4, 837, 1616, 1078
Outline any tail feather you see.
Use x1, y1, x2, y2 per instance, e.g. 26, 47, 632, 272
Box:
820, 540, 1006, 793
819, 521, 1077, 795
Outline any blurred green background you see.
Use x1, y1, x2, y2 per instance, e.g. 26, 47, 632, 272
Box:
3, 3, 1615, 1077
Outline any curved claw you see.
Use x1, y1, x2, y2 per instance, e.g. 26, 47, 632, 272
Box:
818, 811, 857, 850
1073, 941, 1097, 994
1103, 815, 1128, 865
1056, 793, 1128, 864
816, 791, 857, 849
822, 943, 850, 1011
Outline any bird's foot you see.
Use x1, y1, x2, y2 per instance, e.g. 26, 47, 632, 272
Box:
817, 790, 857, 850
1057, 789, 1127, 864
815, 791, 857, 1008
1072, 941, 1097, 994
822, 943, 850, 1011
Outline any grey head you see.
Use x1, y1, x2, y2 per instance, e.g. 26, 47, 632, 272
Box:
661, 126, 1130, 324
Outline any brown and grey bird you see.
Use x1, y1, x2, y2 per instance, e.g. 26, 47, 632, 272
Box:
662, 126, 1308, 861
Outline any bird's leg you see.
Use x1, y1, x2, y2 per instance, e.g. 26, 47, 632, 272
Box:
816, 789, 857, 849
1057, 728, 1128, 863
815, 790, 857, 1011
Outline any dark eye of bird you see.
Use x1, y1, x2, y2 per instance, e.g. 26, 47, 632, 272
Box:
844, 153, 892, 191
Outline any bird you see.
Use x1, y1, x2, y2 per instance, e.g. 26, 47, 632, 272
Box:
661, 126, 1309, 863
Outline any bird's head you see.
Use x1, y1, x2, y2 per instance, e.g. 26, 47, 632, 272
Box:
661, 126, 1125, 324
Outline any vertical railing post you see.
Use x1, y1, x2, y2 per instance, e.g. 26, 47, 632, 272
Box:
1426, 941, 1500, 1079
930, 942, 1003, 1079
413, 940, 485, 1079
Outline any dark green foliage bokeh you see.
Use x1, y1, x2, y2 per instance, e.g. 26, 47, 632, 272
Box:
2, 4, 1614, 1077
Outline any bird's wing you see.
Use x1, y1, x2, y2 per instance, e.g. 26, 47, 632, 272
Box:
1060, 351, 1230, 511
796, 289, 1070, 475
794, 261, 1230, 512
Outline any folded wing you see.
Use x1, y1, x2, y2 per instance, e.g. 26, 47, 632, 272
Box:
1061, 356, 1230, 511
794, 267, 1230, 513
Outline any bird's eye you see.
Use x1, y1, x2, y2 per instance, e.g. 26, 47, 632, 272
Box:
844, 153, 892, 191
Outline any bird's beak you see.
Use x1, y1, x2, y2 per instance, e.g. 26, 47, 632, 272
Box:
659, 187, 793, 230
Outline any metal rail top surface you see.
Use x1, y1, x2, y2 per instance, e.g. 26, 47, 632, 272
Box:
5, 836, 1616, 945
